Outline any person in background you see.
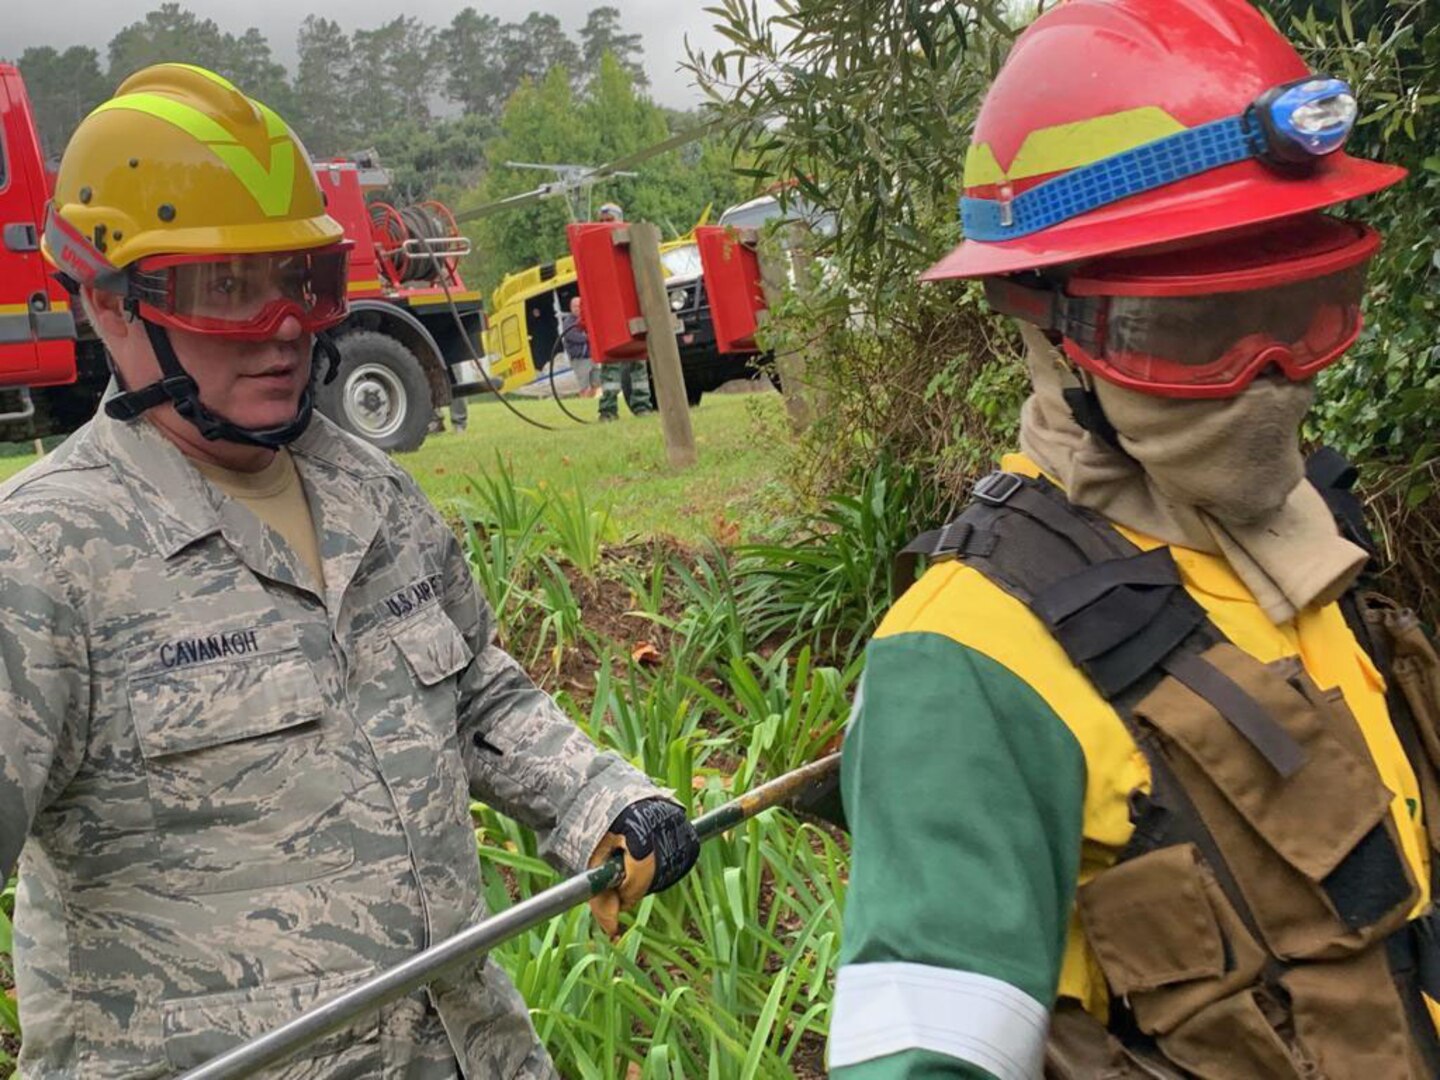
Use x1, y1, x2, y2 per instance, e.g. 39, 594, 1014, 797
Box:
561, 295, 600, 398
588, 201, 654, 418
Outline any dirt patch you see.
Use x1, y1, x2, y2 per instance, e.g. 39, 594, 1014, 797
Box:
713, 377, 777, 396
500, 538, 697, 711
791, 1029, 828, 1078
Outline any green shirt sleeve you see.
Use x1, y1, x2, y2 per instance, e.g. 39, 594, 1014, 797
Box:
831, 631, 1087, 1078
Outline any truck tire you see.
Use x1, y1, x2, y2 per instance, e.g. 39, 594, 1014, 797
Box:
318, 331, 434, 453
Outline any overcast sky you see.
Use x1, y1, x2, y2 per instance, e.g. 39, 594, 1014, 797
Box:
0, 0, 778, 108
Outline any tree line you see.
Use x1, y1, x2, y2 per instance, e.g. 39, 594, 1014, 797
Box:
8, 3, 752, 294
9, 3, 649, 163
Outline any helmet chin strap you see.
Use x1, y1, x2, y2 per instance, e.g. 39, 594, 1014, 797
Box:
1055, 348, 1124, 453
105, 315, 342, 450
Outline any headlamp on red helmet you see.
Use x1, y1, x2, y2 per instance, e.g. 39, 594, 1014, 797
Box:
986, 215, 1378, 398
127, 242, 353, 341
963, 77, 1360, 244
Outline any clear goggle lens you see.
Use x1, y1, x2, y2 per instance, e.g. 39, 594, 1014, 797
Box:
1068, 262, 1370, 395
132, 243, 351, 340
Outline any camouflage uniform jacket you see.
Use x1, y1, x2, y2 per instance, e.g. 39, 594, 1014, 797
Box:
0, 408, 663, 1078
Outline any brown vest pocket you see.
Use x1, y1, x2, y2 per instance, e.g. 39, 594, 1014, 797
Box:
1134, 644, 1417, 958
1155, 991, 1309, 1079
1079, 844, 1265, 1036
1045, 1002, 1188, 1080
1284, 948, 1422, 1080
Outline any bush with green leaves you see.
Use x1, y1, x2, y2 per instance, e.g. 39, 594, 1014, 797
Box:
692, 0, 1440, 622
1279, 0, 1440, 615
454, 465, 882, 1076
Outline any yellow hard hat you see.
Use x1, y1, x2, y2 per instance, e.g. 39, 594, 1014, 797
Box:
45, 62, 342, 277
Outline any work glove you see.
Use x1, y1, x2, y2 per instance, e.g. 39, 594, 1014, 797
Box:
587, 797, 699, 937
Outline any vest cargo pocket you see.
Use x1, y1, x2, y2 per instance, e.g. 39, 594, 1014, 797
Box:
1284, 948, 1419, 1080
1044, 1002, 1188, 1080
1133, 643, 1417, 959
1078, 843, 1265, 1036
1155, 990, 1309, 1079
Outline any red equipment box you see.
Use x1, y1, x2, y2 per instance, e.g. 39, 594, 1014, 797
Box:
696, 226, 766, 355
566, 223, 647, 361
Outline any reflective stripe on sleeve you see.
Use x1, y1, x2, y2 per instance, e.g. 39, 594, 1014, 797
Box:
828, 962, 1049, 1078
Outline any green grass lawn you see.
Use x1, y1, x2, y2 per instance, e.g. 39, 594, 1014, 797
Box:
408, 391, 790, 544
0, 391, 792, 545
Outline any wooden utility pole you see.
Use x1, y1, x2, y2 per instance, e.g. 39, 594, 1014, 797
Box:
756, 225, 815, 434
625, 221, 697, 468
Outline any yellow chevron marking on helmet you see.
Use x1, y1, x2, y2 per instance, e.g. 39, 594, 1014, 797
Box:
91, 93, 296, 218
964, 106, 1186, 187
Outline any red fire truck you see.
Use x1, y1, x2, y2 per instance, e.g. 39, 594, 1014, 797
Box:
0, 64, 490, 453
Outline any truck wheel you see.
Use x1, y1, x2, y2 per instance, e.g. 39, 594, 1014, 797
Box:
319, 331, 434, 453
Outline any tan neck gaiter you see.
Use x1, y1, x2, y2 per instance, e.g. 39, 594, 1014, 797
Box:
1015, 323, 1366, 623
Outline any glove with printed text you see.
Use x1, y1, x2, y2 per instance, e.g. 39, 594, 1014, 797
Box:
586, 797, 699, 937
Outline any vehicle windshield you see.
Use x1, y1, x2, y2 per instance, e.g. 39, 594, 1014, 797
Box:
719, 195, 837, 237
661, 243, 703, 281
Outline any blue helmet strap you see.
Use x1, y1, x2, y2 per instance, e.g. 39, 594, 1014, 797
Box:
962, 114, 1263, 242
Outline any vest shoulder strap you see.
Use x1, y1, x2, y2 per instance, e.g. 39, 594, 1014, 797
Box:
897, 471, 1302, 958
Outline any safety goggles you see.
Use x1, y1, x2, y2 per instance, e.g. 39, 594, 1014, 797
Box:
128, 242, 352, 341
985, 216, 1379, 398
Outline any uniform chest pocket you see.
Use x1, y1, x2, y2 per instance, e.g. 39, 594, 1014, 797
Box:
379, 606, 475, 831
390, 604, 474, 687
127, 625, 355, 896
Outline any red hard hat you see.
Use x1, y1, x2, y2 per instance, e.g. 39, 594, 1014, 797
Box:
922, 0, 1406, 282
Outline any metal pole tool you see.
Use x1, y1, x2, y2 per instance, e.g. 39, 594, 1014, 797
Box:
177, 753, 841, 1080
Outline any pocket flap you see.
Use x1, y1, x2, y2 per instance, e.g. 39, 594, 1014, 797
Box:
392, 606, 474, 687
1134, 643, 1392, 883
1079, 844, 1226, 997
127, 624, 323, 758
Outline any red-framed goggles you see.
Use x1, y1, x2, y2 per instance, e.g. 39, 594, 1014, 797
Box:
128, 242, 353, 341
984, 216, 1379, 398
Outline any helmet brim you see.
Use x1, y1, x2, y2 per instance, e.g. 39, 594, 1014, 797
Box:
921, 154, 1406, 281
115, 215, 347, 267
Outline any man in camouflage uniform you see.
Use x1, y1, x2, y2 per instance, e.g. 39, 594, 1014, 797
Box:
0, 64, 698, 1078
589, 205, 655, 421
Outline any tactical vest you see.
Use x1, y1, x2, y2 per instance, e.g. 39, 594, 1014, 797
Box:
898, 455, 1440, 1079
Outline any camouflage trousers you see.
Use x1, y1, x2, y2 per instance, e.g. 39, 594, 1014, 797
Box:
598, 361, 654, 418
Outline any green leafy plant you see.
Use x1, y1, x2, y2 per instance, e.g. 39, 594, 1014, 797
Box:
542, 482, 618, 580
525, 556, 588, 675
1, 873, 19, 1073
735, 456, 944, 666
